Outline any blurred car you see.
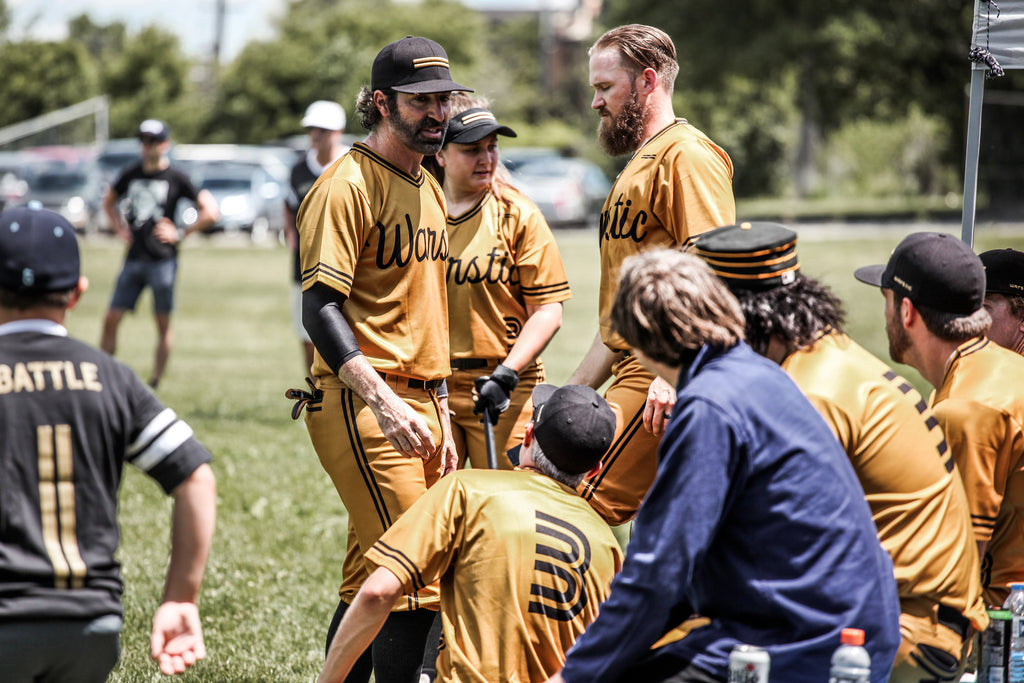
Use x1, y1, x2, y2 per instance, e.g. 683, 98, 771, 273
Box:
0, 151, 39, 211
18, 165, 103, 234
96, 138, 142, 186
176, 160, 285, 243
509, 156, 611, 229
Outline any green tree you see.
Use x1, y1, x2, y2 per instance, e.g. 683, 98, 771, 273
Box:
206, 0, 487, 143
0, 39, 98, 127
98, 26, 198, 139
601, 0, 973, 197
68, 14, 127, 60
0, 0, 10, 38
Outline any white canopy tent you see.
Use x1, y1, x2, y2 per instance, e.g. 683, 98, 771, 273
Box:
963, 0, 1024, 245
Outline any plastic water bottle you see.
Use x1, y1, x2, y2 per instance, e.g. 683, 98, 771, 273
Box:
829, 628, 871, 683
1004, 583, 1024, 682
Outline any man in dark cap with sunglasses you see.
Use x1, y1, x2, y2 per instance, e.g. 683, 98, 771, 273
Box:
100, 118, 220, 389
318, 384, 621, 683
856, 233, 1024, 609
290, 36, 471, 683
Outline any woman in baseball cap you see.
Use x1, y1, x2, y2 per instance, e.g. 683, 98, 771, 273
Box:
423, 95, 573, 473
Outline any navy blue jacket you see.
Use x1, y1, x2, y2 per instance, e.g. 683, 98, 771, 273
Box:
561, 342, 900, 683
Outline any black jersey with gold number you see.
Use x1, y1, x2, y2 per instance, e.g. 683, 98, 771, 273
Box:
0, 321, 211, 621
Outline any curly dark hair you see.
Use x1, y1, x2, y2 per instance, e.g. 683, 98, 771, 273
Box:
733, 274, 845, 357
354, 86, 398, 132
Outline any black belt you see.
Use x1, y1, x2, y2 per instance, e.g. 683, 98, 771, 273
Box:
937, 604, 971, 640
377, 371, 444, 391
450, 358, 489, 370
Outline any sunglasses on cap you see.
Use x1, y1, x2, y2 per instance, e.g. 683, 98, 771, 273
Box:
140, 136, 164, 145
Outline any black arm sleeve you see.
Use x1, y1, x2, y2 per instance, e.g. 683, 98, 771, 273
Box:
301, 282, 363, 375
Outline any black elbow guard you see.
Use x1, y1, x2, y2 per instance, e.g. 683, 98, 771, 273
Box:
302, 284, 362, 374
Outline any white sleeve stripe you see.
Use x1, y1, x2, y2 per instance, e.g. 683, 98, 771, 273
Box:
127, 408, 178, 457
131, 421, 195, 472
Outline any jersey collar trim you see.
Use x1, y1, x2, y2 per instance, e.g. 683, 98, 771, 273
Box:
448, 191, 491, 224
0, 319, 69, 337
352, 141, 425, 187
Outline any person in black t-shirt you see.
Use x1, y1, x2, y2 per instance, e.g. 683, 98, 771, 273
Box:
0, 205, 216, 681
99, 119, 220, 389
284, 100, 348, 371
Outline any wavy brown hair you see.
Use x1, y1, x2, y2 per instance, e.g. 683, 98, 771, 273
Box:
590, 24, 680, 92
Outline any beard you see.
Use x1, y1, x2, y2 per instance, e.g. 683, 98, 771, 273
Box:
886, 307, 912, 364
597, 88, 646, 157
390, 109, 447, 156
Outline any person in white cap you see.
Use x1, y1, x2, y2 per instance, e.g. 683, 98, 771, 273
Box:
284, 101, 349, 371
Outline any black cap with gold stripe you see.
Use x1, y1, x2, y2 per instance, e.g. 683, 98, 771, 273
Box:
695, 221, 799, 291
371, 36, 473, 94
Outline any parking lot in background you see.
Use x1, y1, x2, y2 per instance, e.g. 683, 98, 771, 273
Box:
1, 139, 614, 240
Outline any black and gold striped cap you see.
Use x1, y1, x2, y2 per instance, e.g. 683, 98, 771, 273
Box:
695, 221, 799, 291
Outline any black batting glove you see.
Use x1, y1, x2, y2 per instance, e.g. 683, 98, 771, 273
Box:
473, 364, 519, 423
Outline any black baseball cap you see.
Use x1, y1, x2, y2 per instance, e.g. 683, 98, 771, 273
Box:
444, 108, 517, 145
531, 384, 616, 475
138, 119, 170, 141
980, 248, 1024, 297
0, 205, 80, 294
695, 221, 799, 291
371, 36, 472, 94
854, 232, 985, 314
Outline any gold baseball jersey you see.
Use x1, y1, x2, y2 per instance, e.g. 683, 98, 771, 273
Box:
598, 119, 735, 350
297, 142, 451, 383
782, 332, 987, 629
930, 337, 1024, 603
446, 189, 571, 359
366, 469, 623, 683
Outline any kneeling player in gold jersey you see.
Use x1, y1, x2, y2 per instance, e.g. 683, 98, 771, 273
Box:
698, 222, 987, 683
318, 385, 623, 683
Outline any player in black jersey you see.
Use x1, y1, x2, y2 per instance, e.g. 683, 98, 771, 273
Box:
0, 206, 216, 681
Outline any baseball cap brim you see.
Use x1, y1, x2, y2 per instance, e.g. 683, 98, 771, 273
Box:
854, 264, 886, 288
531, 383, 557, 414
448, 122, 516, 145
392, 79, 473, 94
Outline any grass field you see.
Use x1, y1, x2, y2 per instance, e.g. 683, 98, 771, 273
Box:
64, 223, 1024, 682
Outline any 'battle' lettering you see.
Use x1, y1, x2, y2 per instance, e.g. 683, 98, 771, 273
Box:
0, 361, 103, 394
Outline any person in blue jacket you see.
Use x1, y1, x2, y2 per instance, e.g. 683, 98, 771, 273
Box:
545, 248, 900, 683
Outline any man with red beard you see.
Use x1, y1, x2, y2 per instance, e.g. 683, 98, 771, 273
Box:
292, 36, 470, 683
856, 232, 1024, 608
567, 24, 736, 528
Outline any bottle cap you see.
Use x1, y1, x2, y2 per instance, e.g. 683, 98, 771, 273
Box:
840, 628, 865, 646
1011, 583, 1024, 591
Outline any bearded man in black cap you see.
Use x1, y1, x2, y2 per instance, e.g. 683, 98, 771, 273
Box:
696, 222, 986, 683
856, 233, 1024, 608
290, 35, 472, 682
318, 384, 622, 683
